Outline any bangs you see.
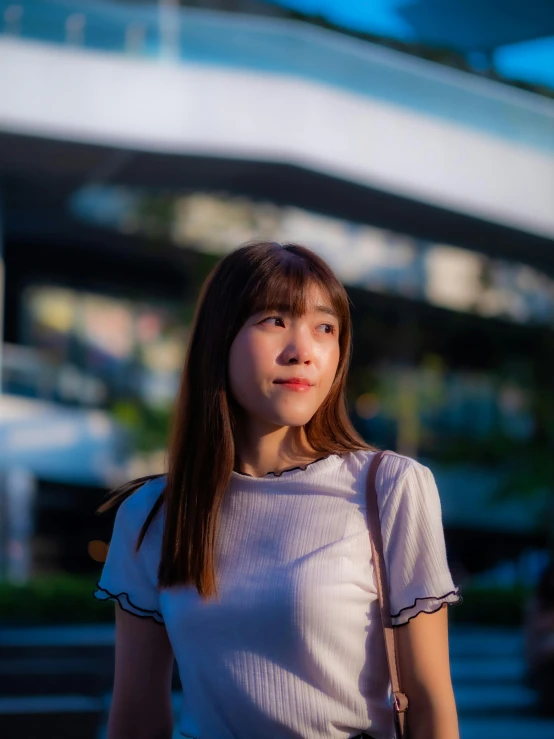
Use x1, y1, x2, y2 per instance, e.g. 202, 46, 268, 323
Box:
244, 245, 347, 328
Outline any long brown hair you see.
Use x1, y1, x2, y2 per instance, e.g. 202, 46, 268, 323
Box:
98, 241, 373, 598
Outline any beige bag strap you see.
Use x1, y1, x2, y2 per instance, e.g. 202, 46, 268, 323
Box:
365, 450, 409, 738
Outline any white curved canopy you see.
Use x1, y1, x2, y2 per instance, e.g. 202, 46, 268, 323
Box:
0, 5, 553, 239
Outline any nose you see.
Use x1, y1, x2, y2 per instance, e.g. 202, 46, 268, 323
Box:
281, 329, 314, 366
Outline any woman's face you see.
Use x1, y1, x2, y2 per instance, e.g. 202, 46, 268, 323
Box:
228, 283, 341, 430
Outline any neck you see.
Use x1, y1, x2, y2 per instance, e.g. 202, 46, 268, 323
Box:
235, 420, 319, 478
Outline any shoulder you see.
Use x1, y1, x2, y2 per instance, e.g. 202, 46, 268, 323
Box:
344, 448, 430, 482
116, 475, 167, 537
377, 451, 433, 490
344, 449, 436, 505
97, 477, 166, 615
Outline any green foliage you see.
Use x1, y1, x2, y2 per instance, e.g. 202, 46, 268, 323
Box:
436, 433, 554, 539
129, 192, 176, 240
0, 575, 113, 626
0, 575, 530, 627
111, 400, 172, 453
450, 584, 532, 627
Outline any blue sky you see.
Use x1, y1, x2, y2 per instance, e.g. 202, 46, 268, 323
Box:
265, 0, 416, 39
263, 0, 554, 90
494, 36, 554, 90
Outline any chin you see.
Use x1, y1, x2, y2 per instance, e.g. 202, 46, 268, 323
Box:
252, 398, 320, 429
277, 418, 312, 428
271, 410, 316, 428
277, 401, 322, 428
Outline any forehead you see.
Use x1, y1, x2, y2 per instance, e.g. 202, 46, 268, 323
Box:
253, 279, 337, 318
295, 283, 333, 310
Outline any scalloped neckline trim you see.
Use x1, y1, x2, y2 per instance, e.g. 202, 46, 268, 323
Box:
232, 453, 340, 480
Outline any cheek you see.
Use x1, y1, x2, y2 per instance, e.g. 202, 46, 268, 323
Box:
318, 343, 341, 390
228, 332, 253, 390
228, 331, 271, 402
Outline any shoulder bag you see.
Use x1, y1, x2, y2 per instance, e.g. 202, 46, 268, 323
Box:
365, 450, 409, 739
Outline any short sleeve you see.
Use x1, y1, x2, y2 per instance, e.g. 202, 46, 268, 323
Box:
93, 477, 165, 624
376, 454, 461, 626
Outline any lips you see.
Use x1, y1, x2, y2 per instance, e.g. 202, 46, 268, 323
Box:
273, 378, 313, 387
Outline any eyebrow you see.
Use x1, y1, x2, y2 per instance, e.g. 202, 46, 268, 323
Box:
262, 303, 339, 320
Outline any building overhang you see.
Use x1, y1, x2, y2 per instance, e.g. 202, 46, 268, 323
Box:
2, 135, 553, 275
1, 31, 553, 267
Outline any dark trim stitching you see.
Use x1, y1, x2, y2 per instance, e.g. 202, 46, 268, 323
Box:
97, 600, 166, 626
391, 597, 462, 627
235, 454, 336, 478
391, 588, 463, 624
93, 582, 164, 620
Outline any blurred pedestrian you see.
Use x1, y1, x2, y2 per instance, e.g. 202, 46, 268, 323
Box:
94, 241, 461, 739
525, 557, 554, 712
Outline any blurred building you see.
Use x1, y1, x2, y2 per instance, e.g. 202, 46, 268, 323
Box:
0, 0, 553, 577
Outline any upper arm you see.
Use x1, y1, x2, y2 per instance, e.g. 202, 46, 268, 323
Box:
396, 604, 454, 703
107, 605, 175, 739
376, 456, 460, 737
396, 606, 459, 739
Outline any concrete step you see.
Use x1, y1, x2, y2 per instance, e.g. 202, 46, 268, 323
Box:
459, 716, 554, 739
451, 656, 526, 683
0, 654, 181, 696
1, 643, 115, 661
0, 624, 116, 661
0, 656, 112, 695
0, 695, 104, 739
0, 624, 115, 647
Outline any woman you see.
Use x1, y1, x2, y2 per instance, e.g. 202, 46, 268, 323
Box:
94, 241, 461, 739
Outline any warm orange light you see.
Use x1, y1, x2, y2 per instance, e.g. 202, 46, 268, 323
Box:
88, 540, 109, 563
355, 393, 380, 420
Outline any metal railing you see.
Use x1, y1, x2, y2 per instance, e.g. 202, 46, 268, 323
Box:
1, 0, 553, 151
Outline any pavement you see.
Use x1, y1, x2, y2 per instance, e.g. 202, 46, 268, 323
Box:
1, 623, 553, 739
450, 625, 554, 739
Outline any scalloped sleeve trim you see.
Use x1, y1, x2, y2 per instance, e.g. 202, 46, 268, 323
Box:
93, 582, 165, 624
391, 587, 462, 627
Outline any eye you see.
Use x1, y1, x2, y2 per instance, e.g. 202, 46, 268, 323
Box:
261, 316, 286, 328
316, 323, 336, 334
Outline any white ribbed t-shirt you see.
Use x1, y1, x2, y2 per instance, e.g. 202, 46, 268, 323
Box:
94, 450, 460, 739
